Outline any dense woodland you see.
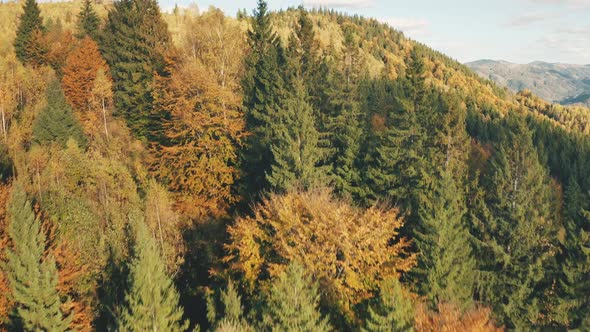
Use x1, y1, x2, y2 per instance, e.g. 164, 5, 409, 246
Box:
0, 0, 589, 330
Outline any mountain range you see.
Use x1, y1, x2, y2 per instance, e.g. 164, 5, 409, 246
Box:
466, 59, 590, 107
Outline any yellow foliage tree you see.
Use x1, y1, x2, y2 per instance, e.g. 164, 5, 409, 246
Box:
225, 189, 416, 323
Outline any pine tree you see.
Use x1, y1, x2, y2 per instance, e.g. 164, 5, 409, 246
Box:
13, 0, 44, 64
262, 262, 331, 332
267, 77, 326, 192
4, 184, 70, 331
32, 79, 86, 148
364, 277, 414, 332
100, 0, 171, 140
119, 221, 188, 332
241, 0, 287, 196
76, 0, 100, 39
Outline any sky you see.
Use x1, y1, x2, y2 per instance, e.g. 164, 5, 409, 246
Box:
159, 0, 590, 65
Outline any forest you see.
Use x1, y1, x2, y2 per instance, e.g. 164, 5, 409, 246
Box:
0, 0, 589, 330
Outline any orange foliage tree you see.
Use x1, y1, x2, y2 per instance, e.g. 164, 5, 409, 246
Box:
61, 37, 109, 118
415, 302, 504, 332
151, 55, 245, 219
150, 9, 246, 220
225, 189, 416, 323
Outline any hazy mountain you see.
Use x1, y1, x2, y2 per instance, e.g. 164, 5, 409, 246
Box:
466, 59, 590, 107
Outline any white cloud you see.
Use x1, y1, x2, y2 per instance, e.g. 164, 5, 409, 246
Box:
538, 26, 590, 63
379, 17, 430, 38
302, 0, 374, 9
503, 12, 555, 27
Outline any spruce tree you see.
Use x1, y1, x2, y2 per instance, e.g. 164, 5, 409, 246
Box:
557, 177, 590, 328
32, 79, 86, 148
100, 0, 170, 140
267, 75, 326, 192
207, 281, 252, 331
414, 170, 475, 309
119, 222, 188, 332
478, 115, 558, 329
4, 184, 70, 331
76, 0, 100, 39
365, 77, 426, 210
364, 277, 414, 332
262, 262, 331, 332
13, 0, 44, 64
241, 0, 287, 196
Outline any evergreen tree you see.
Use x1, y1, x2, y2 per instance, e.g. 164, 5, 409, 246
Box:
76, 0, 100, 39
478, 115, 558, 329
557, 177, 590, 328
320, 41, 366, 200
267, 76, 326, 192
13, 0, 44, 64
100, 0, 171, 140
207, 281, 252, 331
119, 222, 188, 332
365, 76, 426, 210
414, 170, 475, 309
32, 79, 86, 148
262, 262, 331, 332
4, 184, 70, 331
364, 277, 414, 332
241, 0, 287, 196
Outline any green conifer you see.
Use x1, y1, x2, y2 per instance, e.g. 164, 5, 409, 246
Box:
364, 277, 414, 332
119, 222, 188, 332
241, 0, 288, 196
4, 184, 70, 331
76, 0, 100, 39
262, 262, 331, 332
268, 76, 326, 192
414, 170, 475, 309
14, 0, 44, 64
32, 79, 86, 148
479, 115, 558, 329
100, 0, 170, 140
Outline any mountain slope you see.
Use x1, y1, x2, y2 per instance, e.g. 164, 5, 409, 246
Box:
466, 59, 590, 107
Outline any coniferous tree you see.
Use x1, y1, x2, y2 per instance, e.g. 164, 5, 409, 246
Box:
557, 177, 590, 328
414, 170, 475, 309
262, 262, 331, 332
14, 0, 44, 64
364, 277, 414, 332
267, 76, 325, 192
365, 75, 426, 210
119, 222, 188, 332
32, 79, 86, 148
207, 281, 252, 331
76, 0, 100, 39
478, 115, 558, 329
4, 184, 70, 331
100, 0, 170, 140
241, 0, 287, 196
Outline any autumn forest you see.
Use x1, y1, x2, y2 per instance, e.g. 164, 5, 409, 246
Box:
0, 0, 589, 331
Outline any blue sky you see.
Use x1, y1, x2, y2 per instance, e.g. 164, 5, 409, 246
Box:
159, 0, 590, 65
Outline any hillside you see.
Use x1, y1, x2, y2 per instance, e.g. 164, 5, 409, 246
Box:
467, 59, 590, 107
0, 0, 590, 331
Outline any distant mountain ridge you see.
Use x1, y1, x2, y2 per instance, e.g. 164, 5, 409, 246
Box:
466, 59, 590, 107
